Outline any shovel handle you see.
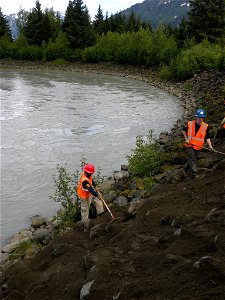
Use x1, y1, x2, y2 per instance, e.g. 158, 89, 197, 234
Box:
98, 193, 115, 220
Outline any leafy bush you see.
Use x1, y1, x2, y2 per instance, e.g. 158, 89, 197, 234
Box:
50, 165, 80, 225
159, 40, 223, 80
127, 130, 164, 177
0, 37, 14, 58
16, 44, 43, 60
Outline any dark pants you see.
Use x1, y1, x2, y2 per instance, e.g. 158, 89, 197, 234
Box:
184, 147, 198, 177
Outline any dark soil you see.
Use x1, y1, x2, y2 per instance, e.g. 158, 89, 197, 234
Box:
0, 61, 225, 300
1, 154, 224, 300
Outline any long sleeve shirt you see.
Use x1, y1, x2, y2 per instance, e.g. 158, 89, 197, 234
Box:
82, 179, 98, 197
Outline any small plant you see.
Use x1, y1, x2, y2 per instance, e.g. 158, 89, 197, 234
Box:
9, 240, 42, 261
142, 177, 155, 190
50, 164, 81, 227
53, 58, 67, 65
127, 130, 164, 177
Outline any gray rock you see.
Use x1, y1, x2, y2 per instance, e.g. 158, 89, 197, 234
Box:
113, 196, 128, 207
128, 200, 142, 216
113, 170, 129, 181
1, 238, 30, 253
33, 227, 54, 245
10, 230, 32, 244
31, 215, 46, 228
80, 280, 94, 300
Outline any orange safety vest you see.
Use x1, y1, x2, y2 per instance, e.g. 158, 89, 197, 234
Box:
185, 120, 208, 150
223, 124, 225, 129
77, 172, 93, 199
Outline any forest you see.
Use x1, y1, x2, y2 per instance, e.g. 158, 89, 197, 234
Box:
0, 0, 225, 80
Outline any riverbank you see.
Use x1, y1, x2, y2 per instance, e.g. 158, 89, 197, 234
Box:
1, 60, 225, 300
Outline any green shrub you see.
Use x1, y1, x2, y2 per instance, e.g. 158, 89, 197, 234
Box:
0, 37, 14, 58
127, 130, 164, 177
50, 165, 80, 226
16, 44, 43, 60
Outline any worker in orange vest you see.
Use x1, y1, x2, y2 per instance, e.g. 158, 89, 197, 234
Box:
77, 163, 104, 228
182, 109, 214, 178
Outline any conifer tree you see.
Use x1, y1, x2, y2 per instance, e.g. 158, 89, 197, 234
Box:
0, 8, 12, 40
62, 0, 95, 49
127, 11, 141, 32
93, 5, 105, 35
188, 0, 225, 43
23, 1, 51, 45
114, 12, 126, 33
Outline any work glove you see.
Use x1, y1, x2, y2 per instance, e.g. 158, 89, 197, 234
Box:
185, 138, 189, 144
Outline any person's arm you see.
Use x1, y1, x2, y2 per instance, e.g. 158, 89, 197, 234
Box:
205, 126, 214, 150
182, 125, 189, 143
206, 138, 214, 150
82, 181, 99, 197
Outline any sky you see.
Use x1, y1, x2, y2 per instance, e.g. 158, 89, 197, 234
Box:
0, 0, 142, 19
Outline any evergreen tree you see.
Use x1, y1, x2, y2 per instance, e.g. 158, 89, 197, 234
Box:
104, 12, 111, 32
188, 0, 225, 43
0, 8, 12, 39
23, 1, 51, 45
174, 17, 190, 47
114, 12, 126, 33
44, 8, 62, 41
62, 0, 95, 49
93, 5, 105, 35
127, 11, 141, 32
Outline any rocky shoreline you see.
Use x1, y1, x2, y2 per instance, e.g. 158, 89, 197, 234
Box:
1, 60, 224, 284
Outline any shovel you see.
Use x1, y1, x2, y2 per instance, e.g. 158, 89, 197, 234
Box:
98, 192, 115, 220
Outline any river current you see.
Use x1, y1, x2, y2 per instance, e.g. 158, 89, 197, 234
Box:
0, 68, 183, 246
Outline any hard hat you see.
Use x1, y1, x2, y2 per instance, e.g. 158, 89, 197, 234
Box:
83, 164, 95, 174
195, 109, 206, 118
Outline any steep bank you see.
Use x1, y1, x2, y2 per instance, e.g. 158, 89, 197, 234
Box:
0, 60, 224, 299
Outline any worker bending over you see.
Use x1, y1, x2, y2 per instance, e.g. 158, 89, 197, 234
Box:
77, 164, 104, 228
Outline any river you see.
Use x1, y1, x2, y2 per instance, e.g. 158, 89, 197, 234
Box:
0, 68, 183, 246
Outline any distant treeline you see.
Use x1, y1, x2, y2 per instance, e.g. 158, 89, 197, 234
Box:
0, 0, 224, 80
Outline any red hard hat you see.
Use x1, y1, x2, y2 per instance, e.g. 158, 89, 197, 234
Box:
83, 164, 95, 174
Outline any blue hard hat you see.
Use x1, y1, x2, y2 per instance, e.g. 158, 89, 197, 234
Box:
195, 109, 206, 118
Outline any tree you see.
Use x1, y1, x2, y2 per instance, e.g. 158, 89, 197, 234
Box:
93, 5, 105, 35
114, 12, 127, 33
127, 11, 141, 32
0, 8, 12, 40
62, 0, 95, 49
23, 1, 51, 45
188, 0, 225, 43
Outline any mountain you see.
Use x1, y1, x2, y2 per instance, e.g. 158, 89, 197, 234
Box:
122, 0, 190, 28
6, 14, 18, 39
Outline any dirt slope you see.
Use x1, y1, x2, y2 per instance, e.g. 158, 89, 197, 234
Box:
1, 147, 224, 299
